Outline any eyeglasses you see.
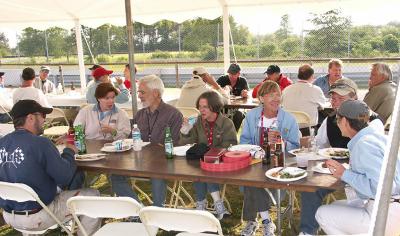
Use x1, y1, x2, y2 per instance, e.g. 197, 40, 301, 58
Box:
330, 83, 355, 92
32, 113, 46, 119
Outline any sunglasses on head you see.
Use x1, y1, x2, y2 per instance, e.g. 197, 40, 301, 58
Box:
330, 83, 354, 91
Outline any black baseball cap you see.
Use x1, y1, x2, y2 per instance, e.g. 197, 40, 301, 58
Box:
10, 100, 53, 119
265, 65, 281, 75
227, 63, 241, 74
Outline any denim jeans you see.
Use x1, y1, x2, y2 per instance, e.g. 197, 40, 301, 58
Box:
151, 178, 166, 207
193, 182, 220, 202
109, 174, 140, 202
300, 188, 334, 234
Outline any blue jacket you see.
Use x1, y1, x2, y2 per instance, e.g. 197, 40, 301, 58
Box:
0, 129, 76, 211
86, 81, 130, 104
240, 106, 300, 151
342, 125, 400, 199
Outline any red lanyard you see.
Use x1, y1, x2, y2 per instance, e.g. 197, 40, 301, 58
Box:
204, 114, 218, 146
260, 111, 265, 146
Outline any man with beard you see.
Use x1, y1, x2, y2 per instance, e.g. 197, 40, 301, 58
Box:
0, 100, 100, 235
110, 75, 183, 207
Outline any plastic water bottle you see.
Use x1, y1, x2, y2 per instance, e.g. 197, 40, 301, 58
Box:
132, 124, 142, 151
164, 126, 174, 159
57, 83, 63, 94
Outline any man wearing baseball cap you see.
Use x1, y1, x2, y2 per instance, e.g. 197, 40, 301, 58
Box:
34, 66, 55, 94
86, 67, 130, 104
252, 65, 292, 98
0, 100, 101, 235
299, 78, 383, 235
316, 100, 400, 235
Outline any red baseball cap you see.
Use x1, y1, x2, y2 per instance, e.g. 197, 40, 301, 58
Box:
92, 67, 113, 79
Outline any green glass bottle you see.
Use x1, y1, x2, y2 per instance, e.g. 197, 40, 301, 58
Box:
74, 124, 87, 154
164, 126, 174, 159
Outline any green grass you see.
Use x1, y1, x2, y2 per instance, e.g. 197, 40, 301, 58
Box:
0, 171, 345, 235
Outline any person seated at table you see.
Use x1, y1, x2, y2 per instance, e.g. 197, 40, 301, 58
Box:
122, 63, 138, 90
74, 82, 131, 140
176, 67, 228, 108
217, 63, 249, 131
0, 100, 101, 235
86, 67, 130, 104
34, 66, 55, 94
298, 77, 383, 235
316, 100, 400, 236
112, 75, 183, 207
0, 72, 13, 123
252, 65, 292, 98
179, 90, 236, 220
313, 59, 344, 98
282, 64, 326, 136
363, 63, 396, 124
240, 81, 300, 236
13, 67, 52, 108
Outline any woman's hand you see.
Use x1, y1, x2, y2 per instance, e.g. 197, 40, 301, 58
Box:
100, 124, 116, 135
180, 118, 193, 135
268, 130, 281, 144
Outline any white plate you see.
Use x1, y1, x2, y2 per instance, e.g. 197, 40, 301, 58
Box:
173, 145, 192, 156
101, 145, 132, 153
75, 153, 107, 162
112, 139, 150, 147
312, 162, 351, 174
265, 167, 307, 182
288, 148, 309, 156
228, 144, 264, 158
318, 148, 350, 159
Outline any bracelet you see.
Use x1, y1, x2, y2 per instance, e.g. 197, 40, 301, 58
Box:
111, 129, 117, 137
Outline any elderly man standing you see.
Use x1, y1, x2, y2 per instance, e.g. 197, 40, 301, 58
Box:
34, 66, 55, 94
316, 100, 400, 236
176, 67, 228, 108
252, 65, 292, 97
110, 75, 183, 207
0, 100, 100, 235
282, 64, 326, 135
363, 63, 396, 124
313, 59, 344, 97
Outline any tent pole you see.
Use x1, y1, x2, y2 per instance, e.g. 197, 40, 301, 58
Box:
125, 0, 138, 114
369, 80, 400, 235
74, 20, 86, 92
221, 2, 230, 73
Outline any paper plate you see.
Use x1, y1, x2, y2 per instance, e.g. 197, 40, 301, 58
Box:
75, 153, 107, 162
288, 148, 309, 156
312, 162, 350, 174
112, 139, 150, 147
173, 145, 192, 156
265, 167, 307, 182
101, 145, 132, 153
228, 144, 264, 158
318, 148, 350, 160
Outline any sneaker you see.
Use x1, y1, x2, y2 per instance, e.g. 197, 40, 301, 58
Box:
262, 219, 276, 236
196, 199, 207, 210
214, 199, 229, 220
241, 221, 259, 236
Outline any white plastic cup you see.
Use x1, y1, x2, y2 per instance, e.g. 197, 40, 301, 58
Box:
296, 152, 313, 168
133, 139, 142, 151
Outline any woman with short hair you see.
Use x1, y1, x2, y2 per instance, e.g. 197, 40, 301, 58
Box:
180, 90, 237, 220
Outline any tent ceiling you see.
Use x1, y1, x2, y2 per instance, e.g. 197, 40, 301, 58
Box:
0, 0, 340, 30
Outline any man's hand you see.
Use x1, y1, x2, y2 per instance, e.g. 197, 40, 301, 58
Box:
241, 89, 248, 98
116, 76, 124, 85
325, 159, 345, 179
65, 143, 78, 154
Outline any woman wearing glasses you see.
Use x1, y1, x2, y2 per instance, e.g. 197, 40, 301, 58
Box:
239, 80, 300, 236
180, 90, 237, 220
74, 82, 130, 140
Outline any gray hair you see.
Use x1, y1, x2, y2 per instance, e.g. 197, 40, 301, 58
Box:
372, 63, 392, 81
139, 74, 165, 96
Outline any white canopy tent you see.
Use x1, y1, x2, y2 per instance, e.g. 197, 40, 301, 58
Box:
1, 1, 399, 235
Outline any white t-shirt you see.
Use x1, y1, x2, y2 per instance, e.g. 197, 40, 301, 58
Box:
258, 116, 278, 129
282, 81, 327, 126
13, 87, 52, 108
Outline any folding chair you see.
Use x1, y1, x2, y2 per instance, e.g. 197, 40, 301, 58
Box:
139, 206, 224, 236
67, 196, 156, 236
287, 110, 312, 135
44, 108, 69, 137
0, 181, 72, 235
176, 107, 200, 118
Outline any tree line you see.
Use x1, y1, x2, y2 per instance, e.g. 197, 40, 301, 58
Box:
1, 9, 399, 61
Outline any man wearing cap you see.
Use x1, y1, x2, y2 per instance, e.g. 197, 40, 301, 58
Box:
13, 67, 52, 108
0, 100, 101, 235
252, 65, 292, 98
313, 59, 344, 98
34, 66, 55, 94
282, 64, 326, 135
176, 67, 228, 108
316, 100, 400, 236
86, 67, 130, 104
363, 63, 396, 124
298, 78, 383, 235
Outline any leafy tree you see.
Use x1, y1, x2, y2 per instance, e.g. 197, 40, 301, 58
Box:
259, 42, 276, 58
382, 34, 399, 53
275, 14, 292, 40
46, 27, 69, 58
280, 37, 301, 57
18, 27, 45, 56
0, 33, 10, 57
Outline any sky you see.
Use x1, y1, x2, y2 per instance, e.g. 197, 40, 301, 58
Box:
2, 0, 400, 49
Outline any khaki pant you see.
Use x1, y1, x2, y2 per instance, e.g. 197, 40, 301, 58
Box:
3, 188, 101, 236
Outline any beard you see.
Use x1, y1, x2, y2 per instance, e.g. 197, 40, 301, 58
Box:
34, 119, 44, 135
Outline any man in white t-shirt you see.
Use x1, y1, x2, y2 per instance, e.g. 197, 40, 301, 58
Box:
13, 67, 52, 108
282, 64, 327, 135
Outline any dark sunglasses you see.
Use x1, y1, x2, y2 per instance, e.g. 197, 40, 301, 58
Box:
32, 113, 46, 119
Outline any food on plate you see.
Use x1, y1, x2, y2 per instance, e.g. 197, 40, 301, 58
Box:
271, 170, 306, 179
292, 148, 307, 154
327, 150, 350, 158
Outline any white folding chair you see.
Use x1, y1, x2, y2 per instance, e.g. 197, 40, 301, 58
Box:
44, 108, 69, 137
287, 110, 312, 135
176, 106, 200, 118
67, 196, 156, 236
139, 206, 224, 236
0, 181, 72, 235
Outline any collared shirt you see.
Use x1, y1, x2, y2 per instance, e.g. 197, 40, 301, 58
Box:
313, 74, 330, 98
363, 80, 396, 124
133, 100, 183, 145
341, 126, 400, 199
34, 77, 55, 94
216, 75, 249, 96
